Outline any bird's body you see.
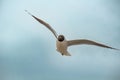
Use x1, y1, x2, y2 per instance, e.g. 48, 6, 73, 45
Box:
25, 10, 119, 56
56, 39, 71, 56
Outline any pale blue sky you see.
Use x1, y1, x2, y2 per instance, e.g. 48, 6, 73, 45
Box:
0, 0, 120, 80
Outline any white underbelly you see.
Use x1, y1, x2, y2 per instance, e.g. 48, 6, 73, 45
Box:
56, 40, 67, 53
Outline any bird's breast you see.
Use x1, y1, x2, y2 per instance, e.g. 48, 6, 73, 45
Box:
56, 40, 68, 53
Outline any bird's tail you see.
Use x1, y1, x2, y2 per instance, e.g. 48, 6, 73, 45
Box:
64, 51, 71, 56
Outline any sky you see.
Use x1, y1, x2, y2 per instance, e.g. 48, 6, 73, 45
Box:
0, 0, 120, 80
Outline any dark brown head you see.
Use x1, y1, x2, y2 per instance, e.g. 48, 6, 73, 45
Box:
58, 35, 65, 42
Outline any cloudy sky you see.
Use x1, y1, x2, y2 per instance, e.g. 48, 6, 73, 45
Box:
0, 0, 120, 80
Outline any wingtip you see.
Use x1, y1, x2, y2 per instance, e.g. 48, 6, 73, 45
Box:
25, 10, 33, 16
112, 48, 120, 51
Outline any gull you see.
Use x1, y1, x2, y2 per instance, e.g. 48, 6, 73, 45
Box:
25, 10, 119, 56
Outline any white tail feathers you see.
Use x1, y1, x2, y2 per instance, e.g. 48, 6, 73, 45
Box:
64, 51, 71, 56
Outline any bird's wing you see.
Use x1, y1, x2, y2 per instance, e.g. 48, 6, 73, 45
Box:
25, 10, 58, 38
67, 39, 119, 50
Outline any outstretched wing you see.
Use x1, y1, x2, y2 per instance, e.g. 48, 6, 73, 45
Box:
25, 10, 58, 38
67, 39, 119, 50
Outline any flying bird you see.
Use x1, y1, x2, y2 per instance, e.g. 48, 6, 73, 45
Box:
25, 10, 119, 56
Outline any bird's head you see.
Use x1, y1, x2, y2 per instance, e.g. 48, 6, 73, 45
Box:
58, 35, 65, 42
